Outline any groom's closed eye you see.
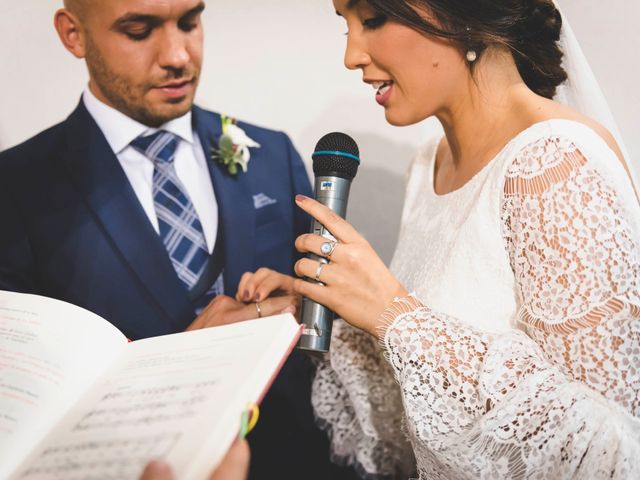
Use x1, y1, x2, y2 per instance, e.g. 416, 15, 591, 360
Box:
112, 16, 161, 41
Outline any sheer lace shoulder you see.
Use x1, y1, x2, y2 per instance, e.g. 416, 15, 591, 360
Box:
501, 131, 640, 414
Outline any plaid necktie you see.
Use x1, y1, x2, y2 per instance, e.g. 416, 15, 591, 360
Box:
130, 131, 211, 292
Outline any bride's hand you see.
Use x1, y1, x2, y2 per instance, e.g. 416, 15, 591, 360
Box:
236, 268, 299, 318
292, 195, 408, 337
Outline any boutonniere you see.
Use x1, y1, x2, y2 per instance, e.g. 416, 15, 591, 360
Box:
211, 114, 261, 175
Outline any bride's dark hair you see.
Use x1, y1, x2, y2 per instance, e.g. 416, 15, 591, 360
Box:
364, 0, 568, 99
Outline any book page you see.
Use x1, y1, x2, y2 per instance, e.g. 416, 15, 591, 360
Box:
0, 291, 127, 478
14, 314, 300, 480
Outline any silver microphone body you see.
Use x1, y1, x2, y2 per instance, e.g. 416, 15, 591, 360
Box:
297, 175, 352, 353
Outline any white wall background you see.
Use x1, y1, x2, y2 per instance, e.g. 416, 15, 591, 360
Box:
1, 0, 638, 263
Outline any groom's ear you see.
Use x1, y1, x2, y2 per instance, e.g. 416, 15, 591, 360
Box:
54, 8, 87, 59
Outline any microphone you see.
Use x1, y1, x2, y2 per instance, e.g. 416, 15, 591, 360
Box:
297, 132, 360, 353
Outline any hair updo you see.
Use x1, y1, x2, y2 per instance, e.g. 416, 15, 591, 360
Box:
364, 0, 568, 99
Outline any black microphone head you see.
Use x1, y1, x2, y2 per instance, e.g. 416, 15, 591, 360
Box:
312, 132, 360, 180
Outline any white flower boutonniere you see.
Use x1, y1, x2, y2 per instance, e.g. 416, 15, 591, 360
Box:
211, 114, 260, 175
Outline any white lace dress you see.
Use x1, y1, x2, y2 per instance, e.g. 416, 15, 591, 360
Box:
312, 119, 640, 479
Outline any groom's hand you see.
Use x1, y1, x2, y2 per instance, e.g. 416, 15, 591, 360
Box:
185, 294, 298, 331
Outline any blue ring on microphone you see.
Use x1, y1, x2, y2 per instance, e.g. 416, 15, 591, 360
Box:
312, 150, 361, 163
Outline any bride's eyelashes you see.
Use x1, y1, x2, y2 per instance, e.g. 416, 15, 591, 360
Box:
341, 15, 387, 35
363, 14, 387, 29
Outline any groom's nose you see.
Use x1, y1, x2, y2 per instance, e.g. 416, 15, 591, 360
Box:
157, 26, 191, 72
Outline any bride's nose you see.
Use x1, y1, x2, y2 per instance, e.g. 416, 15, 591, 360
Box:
344, 34, 371, 70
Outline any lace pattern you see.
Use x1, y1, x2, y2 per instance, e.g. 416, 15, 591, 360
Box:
313, 319, 416, 478
311, 127, 640, 479
503, 136, 640, 414
384, 304, 640, 479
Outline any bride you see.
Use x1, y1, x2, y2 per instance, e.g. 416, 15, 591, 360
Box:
239, 0, 640, 477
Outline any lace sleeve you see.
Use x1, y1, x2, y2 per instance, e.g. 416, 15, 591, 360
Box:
312, 319, 416, 479
381, 136, 640, 479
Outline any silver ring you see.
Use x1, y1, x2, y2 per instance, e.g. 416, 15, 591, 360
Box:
314, 261, 326, 282
255, 302, 262, 318
320, 241, 338, 258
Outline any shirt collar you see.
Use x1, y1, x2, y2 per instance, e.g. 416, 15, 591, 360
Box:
82, 86, 194, 154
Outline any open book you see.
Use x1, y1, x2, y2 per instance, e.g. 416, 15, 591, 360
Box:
0, 290, 301, 480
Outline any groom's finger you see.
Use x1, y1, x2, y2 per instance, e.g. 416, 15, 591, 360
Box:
295, 195, 360, 244
255, 295, 299, 318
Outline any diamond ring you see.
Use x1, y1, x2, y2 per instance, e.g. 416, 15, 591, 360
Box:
320, 241, 338, 258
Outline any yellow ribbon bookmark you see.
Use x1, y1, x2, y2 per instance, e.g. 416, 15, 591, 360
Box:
239, 403, 260, 439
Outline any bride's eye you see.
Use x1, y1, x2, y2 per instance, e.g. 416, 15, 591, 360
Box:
362, 14, 387, 29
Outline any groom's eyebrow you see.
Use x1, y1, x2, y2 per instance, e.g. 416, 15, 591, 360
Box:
111, 2, 205, 30
111, 13, 161, 31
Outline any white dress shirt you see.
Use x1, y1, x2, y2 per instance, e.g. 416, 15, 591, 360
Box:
83, 87, 218, 253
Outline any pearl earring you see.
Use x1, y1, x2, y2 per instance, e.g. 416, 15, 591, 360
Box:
464, 27, 477, 63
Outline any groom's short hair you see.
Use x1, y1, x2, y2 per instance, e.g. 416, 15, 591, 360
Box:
63, 0, 92, 19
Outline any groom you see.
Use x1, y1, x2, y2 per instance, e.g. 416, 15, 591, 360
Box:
0, 1, 355, 479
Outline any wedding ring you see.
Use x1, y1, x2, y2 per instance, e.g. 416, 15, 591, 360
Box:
320, 241, 338, 258
255, 302, 262, 318
314, 261, 326, 283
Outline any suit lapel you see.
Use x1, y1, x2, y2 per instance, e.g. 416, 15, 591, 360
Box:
193, 107, 255, 295
62, 102, 194, 330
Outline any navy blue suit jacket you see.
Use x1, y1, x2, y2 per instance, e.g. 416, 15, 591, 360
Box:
0, 102, 311, 337
0, 102, 357, 479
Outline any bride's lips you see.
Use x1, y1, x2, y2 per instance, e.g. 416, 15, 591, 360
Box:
154, 79, 194, 98
367, 80, 394, 106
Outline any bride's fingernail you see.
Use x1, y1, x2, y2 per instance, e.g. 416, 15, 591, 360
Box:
295, 195, 309, 203
243, 291, 250, 302
254, 293, 262, 302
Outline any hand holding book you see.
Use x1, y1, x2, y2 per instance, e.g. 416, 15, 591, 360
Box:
140, 439, 250, 480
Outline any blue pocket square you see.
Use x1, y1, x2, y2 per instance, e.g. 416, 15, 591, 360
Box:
253, 193, 278, 210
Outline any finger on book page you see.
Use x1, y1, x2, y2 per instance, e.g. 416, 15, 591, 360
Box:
210, 439, 250, 480
139, 460, 173, 480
